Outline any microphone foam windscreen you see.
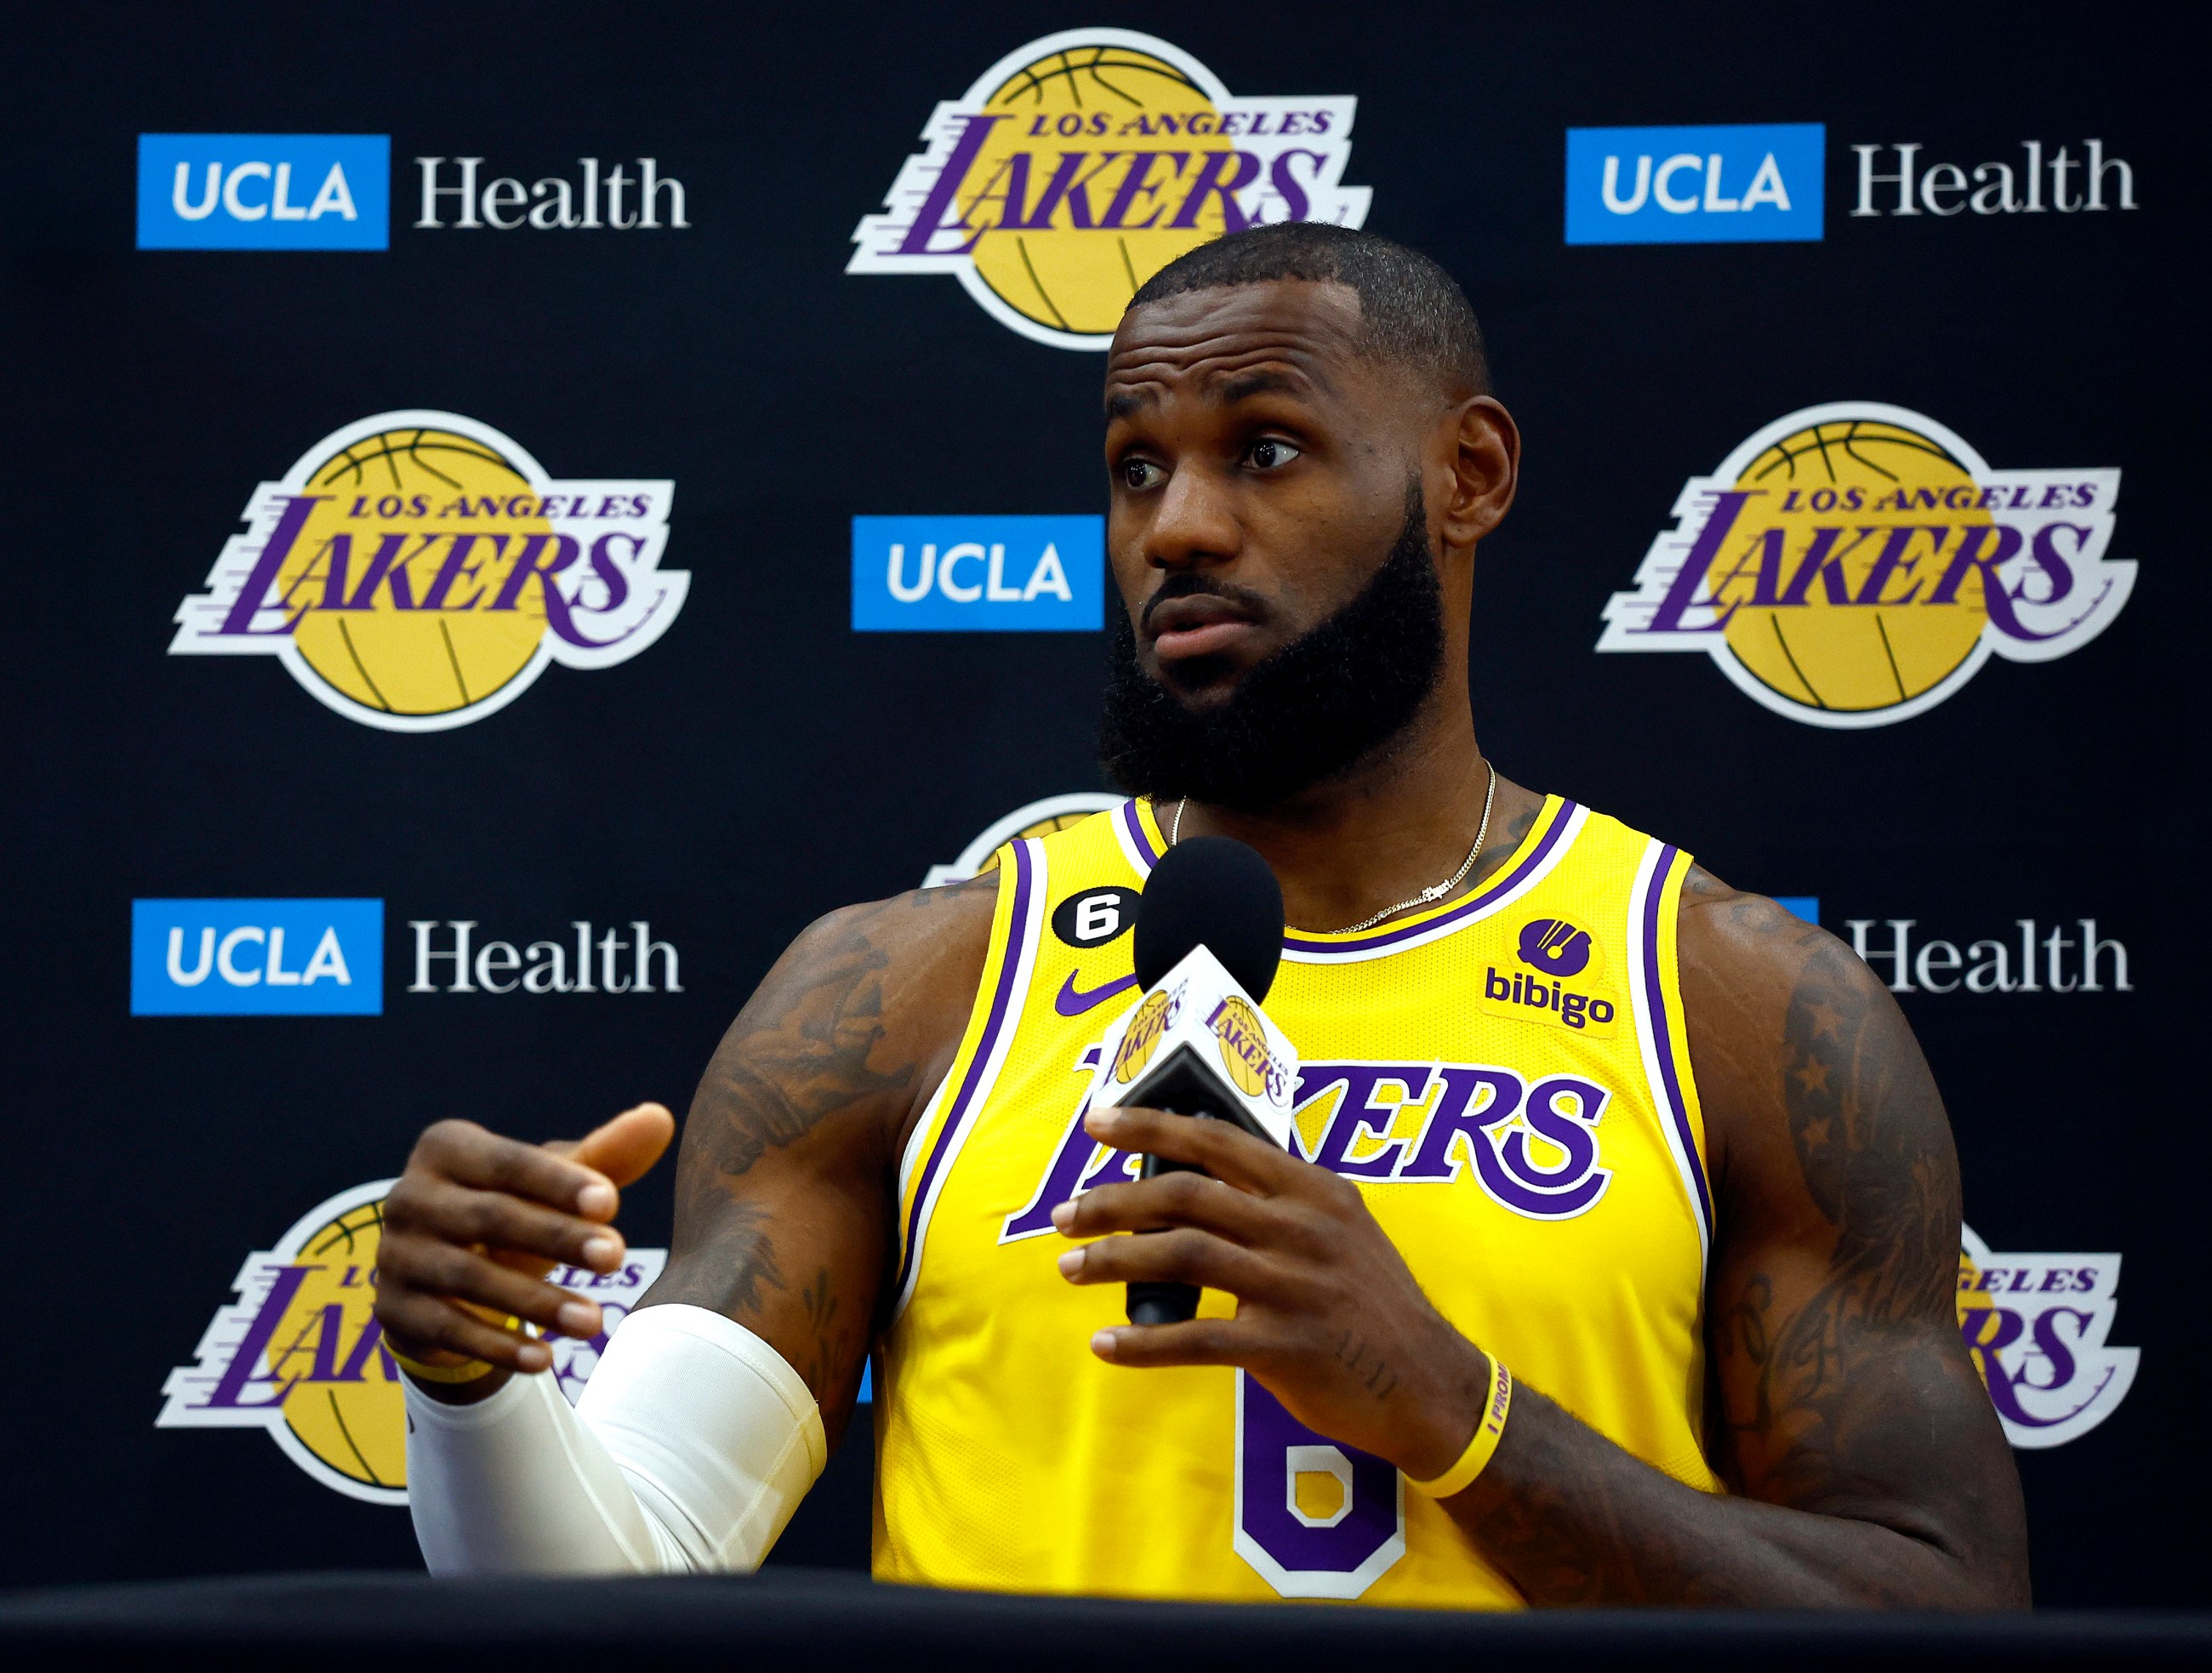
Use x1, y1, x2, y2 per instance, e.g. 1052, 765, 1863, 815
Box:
1134, 835, 1286, 1001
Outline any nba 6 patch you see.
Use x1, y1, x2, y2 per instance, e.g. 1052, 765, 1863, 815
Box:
170, 412, 685, 731
1598, 402, 2131, 727
848, 28, 1370, 350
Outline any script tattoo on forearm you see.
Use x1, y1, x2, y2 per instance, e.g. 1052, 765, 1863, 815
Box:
708, 1199, 786, 1316
800, 1263, 870, 1403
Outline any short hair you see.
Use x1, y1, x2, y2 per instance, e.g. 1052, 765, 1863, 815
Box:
1125, 223, 1490, 398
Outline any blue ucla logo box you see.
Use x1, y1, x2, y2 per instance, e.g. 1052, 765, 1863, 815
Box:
131, 899, 384, 1015
852, 515, 1103, 632
136, 134, 390, 250
1565, 123, 1823, 245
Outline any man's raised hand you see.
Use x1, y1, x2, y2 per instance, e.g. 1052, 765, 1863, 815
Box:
374, 1103, 676, 1392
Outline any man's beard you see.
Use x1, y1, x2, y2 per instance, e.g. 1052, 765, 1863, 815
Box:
1098, 483, 1446, 815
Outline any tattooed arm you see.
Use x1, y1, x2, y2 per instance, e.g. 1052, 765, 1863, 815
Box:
1437, 871, 2029, 1605
636, 879, 995, 1443
374, 879, 994, 1448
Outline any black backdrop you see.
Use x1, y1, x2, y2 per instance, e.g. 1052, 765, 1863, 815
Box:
1, 0, 2195, 1607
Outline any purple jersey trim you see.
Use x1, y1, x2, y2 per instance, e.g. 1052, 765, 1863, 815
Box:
1280, 799, 1580, 953
1640, 843, 1714, 1243
896, 837, 1036, 1297
1125, 798, 1580, 955
1120, 798, 1162, 866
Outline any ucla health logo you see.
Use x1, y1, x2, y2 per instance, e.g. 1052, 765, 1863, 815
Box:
849, 29, 1367, 349
1565, 124, 1822, 244
171, 413, 684, 731
1599, 402, 2132, 726
132, 899, 383, 1016
852, 515, 1101, 631
138, 134, 389, 250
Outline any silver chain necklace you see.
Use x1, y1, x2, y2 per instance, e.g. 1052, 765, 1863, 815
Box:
1168, 760, 1500, 936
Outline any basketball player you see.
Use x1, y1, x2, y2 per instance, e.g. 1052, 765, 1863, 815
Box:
375, 225, 2029, 1608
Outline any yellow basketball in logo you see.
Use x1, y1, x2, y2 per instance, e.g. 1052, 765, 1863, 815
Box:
276, 427, 554, 720
1115, 988, 1175, 1084
963, 43, 1237, 337
1709, 419, 1993, 714
268, 1195, 405, 1495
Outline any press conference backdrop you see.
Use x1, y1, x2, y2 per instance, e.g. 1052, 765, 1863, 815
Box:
0, 0, 2192, 1605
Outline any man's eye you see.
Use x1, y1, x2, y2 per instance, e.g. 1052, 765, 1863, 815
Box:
1248, 439, 1301, 470
1121, 459, 1164, 490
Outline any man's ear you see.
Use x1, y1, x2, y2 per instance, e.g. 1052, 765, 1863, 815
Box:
1439, 397, 1519, 550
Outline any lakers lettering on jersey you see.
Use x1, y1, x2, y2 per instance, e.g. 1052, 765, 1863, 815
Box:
875, 796, 1720, 1608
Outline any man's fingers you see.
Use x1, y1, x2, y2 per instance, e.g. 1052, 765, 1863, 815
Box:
1057, 1226, 1289, 1303
1088, 1315, 1252, 1369
415, 1118, 617, 1218
1084, 1107, 1299, 1194
567, 1103, 677, 1191
381, 1292, 556, 1374
381, 1241, 607, 1341
385, 1176, 626, 1272
1053, 1168, 1281, 1245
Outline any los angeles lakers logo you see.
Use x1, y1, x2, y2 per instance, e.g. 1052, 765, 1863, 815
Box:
1956, 1224, 2136, 1448
1599, 402, 2132, 727
848, 29, 1370, 350
157, 1181, 408, 1502
158, 1181, 663, 1502
1114, 987, 1179, 1084
1208, 994, 1286, 1101
170, 412, 687, 731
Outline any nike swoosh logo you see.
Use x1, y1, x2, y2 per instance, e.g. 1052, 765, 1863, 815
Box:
1055, 970, 1138, 1017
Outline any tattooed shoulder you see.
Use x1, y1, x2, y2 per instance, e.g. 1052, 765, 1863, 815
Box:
1676, 867, 1966, 1279
674, 879, 995, 1215
647, 878, 996, 1357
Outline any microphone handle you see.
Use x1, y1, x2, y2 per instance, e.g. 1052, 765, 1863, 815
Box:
1126, 1150, 1203, 1326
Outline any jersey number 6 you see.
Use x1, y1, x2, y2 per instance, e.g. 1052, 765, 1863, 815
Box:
1234, 1372, 1405, 1597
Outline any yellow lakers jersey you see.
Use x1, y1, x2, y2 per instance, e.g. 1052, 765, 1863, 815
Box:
875, 796, 1721, 1607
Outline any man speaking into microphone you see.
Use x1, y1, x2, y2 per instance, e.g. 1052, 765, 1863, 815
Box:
373, 224, 2028, 1608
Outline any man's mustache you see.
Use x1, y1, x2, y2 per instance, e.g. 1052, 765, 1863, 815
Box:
1138, 573, 1274, 634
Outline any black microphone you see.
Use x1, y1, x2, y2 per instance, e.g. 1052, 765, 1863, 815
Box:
1119, 836, 1288, 1328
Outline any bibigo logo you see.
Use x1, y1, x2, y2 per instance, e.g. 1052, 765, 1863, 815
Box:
157, 1181, 662, 1501
171, 412, 686, 731
1478, 916, 1619, 1035
1599, 402, 2131, 726
849, 29, 1369, 349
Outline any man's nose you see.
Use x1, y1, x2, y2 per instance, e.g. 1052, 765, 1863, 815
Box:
1144, 464, 1241, 572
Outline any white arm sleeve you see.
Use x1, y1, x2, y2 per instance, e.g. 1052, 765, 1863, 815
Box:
403, 1303, 828, 1576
